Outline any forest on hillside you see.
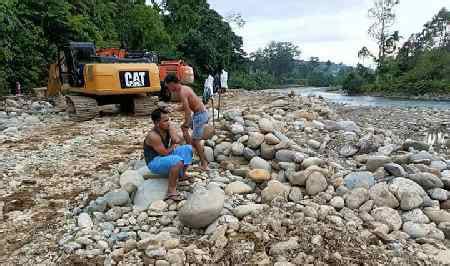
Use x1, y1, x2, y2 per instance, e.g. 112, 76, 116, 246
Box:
343, 3, 450, 96
0, 0, 351, 95
1, 0, 447, 96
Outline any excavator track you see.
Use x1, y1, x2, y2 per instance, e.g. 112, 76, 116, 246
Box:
66, 95, 99, 121
133, 95, 159, 116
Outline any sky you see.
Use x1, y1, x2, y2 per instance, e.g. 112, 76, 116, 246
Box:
207, 0, 450, 66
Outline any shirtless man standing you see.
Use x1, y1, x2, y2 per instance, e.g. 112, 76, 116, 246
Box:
164, 74, 209, 170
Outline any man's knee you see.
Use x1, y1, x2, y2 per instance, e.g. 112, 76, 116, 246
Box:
176, 144, 193, 151
170, 160, 184, 172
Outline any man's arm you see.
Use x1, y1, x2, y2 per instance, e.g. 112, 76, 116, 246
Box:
175, 104, 184, 112
181, 96, 192, 129
147, 133, 173, 156
168, 123, 181, 145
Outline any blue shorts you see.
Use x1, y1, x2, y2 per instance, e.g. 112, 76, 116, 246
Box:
191, 111, 209, 140
148, 145, 193, 176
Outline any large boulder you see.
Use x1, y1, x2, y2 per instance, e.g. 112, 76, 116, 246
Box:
293, 110, 317, 121
78, 213, 93, 229
104, 189, 130, 207
402, 140, 429, 152
23, 116, 41, 126
247, 132, 265, 149
344, 171, 375, 190
336, 121, 360, 133
214, 142, 232, 157
243, 148, 257, 160
287, 166, 328, 186
408, 173, 443, 190
137, 166, 160, 179
261, 180, 291, 203
366, 156, 391, 172
247, 169, 271, 183
265, 133, 280, 145
429, 188, 448, 201
409, 151, 433, 164
289, 187, 303, 203
223, 110, 243, 121
269, 238, 299, 256
301, 157, 324, 169
345, 188, 369, 209
259, 118, 274, 133
330, 196, 345, 209
225, 181, 253, 195
423, 208, 450, 224
232, 204, 265, 218
389, 177, 427, 211
204, 146, 215, 162
249, 157, 271, 172
431, 160, 448, 171
384, 163, 407, 177
231, 142, 245, 156
371, 207, 402, 232
305, 172, 328, 195
275, 150, 296, 162
231, 123, 245, 135
369, 182, 399, 208
133, 179, 168, 210
401, 209, 430, 224
179, 185, 225, 229
260, 143, 276, 160
402, 222, 433, 239
339, 144, 358, 157
120, 170, 144, 193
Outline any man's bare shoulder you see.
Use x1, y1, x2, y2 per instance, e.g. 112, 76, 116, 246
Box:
181, 85, 194, 95
146, 131, 161, 145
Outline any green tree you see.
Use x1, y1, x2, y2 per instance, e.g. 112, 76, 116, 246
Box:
367, 0, 400, 67
120, 4, 173, 53
0, 0, 49, 94
251, 41, 301, 82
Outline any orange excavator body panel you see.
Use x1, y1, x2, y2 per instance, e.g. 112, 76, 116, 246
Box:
96, 48, 127, 58
159, 60, 194, 84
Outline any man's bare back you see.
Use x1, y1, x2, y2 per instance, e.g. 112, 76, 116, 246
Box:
165, 75, 209, 170
179, 85, 206, 113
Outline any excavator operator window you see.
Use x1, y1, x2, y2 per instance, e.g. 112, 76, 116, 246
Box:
64, 42, 96, 87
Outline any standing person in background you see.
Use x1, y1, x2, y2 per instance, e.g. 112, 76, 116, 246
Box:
15, 81, 21, 96
203, 73, 214, 105
164, 74, 209, 170
220, 69, 228, 93
213, 70, 221, 94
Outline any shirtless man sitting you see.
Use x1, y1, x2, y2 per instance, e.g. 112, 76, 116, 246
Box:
144, 108, 193, 201
164, 74, 209, 170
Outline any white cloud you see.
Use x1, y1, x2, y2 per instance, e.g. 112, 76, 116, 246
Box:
209, 0, 450, 66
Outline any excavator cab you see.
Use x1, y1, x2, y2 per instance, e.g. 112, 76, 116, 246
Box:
61, 42, 96, 87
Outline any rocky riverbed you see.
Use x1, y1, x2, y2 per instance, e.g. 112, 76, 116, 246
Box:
1, 91, 450, 265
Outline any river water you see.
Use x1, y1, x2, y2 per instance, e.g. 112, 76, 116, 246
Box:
266, 87, 450, 109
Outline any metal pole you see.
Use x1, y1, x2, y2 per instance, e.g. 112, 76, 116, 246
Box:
211, 98, 215, 128
217, 90, 221, 121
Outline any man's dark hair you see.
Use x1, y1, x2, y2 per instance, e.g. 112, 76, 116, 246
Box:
164, 74, 179, 84
151, 108, 169, 122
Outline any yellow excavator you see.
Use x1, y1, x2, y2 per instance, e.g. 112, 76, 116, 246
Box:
47, 42, 161, 121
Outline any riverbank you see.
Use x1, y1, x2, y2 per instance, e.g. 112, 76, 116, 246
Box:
266, 87, 450, 110
356, 92, 450, 102
323, 87, 450, 102
268, 86, 450, 101
1, 90, 450, 264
